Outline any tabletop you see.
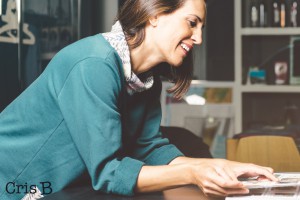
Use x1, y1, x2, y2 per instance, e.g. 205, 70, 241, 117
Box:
42, 185, 225, 200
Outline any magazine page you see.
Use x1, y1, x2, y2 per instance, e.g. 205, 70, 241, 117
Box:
226, 173, 300, 200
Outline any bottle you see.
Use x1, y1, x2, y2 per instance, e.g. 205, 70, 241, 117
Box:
290, 1, 298, 27
259, 0, 267, 27
280, 0, 286, 27
251, 0, 259, 27
273, 1, 280, 27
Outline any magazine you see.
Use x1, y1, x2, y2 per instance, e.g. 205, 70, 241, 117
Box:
226, 173, 300, 200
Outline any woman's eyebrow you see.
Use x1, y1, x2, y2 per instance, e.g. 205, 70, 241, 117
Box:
189, 14, 205, 24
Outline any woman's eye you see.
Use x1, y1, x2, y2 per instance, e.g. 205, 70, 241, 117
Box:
189, 21, 197, 27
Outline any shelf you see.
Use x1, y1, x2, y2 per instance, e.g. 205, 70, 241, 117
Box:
241, 28, 300, 36
191, 80, 235, 87
239, 85, 300, 93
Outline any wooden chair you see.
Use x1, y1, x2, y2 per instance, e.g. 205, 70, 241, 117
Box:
227, 135, 300, 172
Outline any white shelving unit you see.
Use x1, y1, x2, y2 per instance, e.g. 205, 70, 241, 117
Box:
240, 85, 300, 93
234, 0, 300, 133
241, 28, 300, 36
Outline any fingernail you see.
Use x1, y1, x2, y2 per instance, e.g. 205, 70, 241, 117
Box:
243, 189, 249, 194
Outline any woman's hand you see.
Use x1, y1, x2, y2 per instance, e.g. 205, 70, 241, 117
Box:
135, 157, 278, 197
189, 159, 249, 196
171, 157, 278, 197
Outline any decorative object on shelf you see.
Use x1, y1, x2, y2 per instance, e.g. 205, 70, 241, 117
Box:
290, 1, 298, 27
273, 0, 281, 27
274, 61, 288, 84
251, 0, 259, 27
259, 0, 267, 27
280, 0, 286, 27
248, 66, 266, 84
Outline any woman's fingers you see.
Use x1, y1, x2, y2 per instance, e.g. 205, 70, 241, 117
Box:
210, 169, 245, 190
192, 159, 278, 197
196, 167, 249, 197
215, 165, 239, 182
238, 163, 278, 182
198, 172, 249, 197
252, 166, 278, 182
264, 166, 274, 173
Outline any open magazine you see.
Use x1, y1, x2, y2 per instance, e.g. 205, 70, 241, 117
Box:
226, 173, 300, 200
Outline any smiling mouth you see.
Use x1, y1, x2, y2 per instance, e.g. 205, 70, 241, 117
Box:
180, 43, 192, 55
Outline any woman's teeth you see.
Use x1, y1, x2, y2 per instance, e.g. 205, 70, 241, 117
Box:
181, 43, 190, 52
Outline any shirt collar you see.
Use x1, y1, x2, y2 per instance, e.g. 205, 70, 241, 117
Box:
102, 21, 154, 95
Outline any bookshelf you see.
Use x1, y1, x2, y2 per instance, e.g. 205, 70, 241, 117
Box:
234, 0, 300, 133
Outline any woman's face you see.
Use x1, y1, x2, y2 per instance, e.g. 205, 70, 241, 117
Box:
150, 0, 206, 67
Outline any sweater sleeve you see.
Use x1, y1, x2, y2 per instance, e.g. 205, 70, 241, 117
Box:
131, 78, 184, 165
57, 57, 144, 196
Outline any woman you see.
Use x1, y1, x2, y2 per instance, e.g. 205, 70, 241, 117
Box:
0, 0, 277, 199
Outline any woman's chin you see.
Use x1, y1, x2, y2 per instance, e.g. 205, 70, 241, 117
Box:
170, 59, 184, 67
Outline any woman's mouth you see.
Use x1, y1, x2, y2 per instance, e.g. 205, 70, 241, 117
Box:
180, 43, 192, 56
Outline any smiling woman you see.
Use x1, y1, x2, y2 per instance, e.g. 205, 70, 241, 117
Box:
0, 0, 278, 200
117, 0, 206, 99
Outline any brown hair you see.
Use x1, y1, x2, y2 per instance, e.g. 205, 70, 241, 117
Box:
117, 0, 203, 99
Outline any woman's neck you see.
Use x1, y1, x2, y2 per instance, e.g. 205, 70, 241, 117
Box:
129, 30, 164, 75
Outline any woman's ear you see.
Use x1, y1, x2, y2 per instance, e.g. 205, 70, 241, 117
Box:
149, 15, 159, 27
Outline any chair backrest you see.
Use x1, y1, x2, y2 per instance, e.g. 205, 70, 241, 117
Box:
227, 136, 300, 172
160, 126, 212, 158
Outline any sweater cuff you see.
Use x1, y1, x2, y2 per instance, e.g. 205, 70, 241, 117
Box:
113, 157, 144, 196
145, 144, 184, 165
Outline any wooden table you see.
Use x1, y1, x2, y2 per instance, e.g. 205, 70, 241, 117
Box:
42, 185, 225, 200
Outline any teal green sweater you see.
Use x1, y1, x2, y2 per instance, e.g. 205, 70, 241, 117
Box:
0, 34, 183, 200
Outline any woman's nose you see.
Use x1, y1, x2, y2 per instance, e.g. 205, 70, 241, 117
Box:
191, 28, 202, 45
